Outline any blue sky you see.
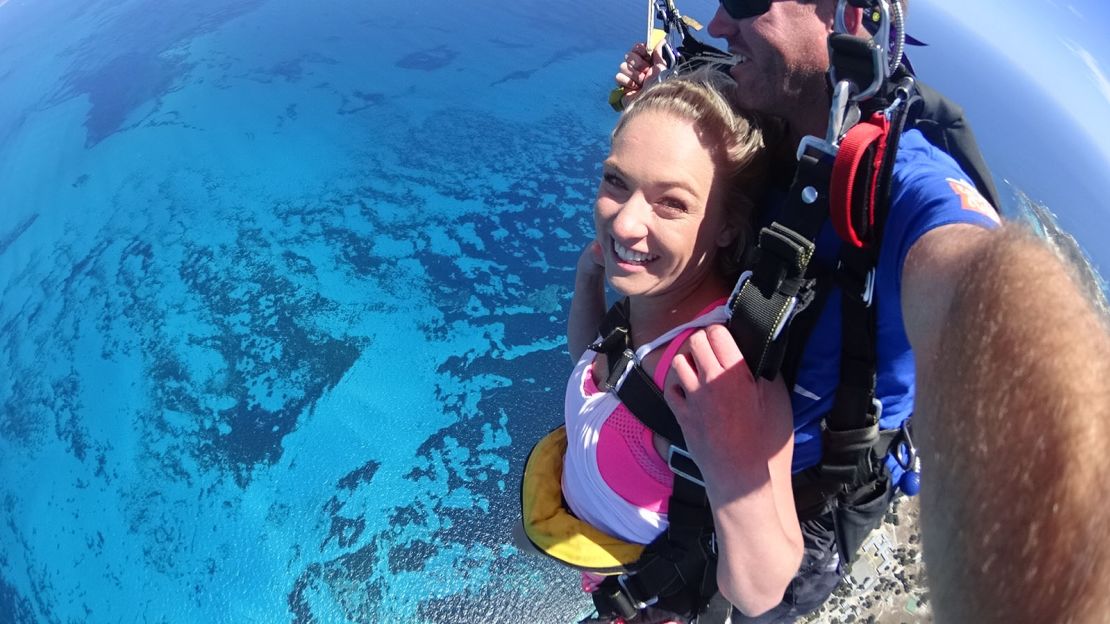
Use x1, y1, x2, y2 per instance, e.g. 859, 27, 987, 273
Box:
928, 0, 1110, 171
674, 0, 1110, 171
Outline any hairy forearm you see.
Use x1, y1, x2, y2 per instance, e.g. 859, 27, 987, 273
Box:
567, 269, 606, 362
916, 225, 1110, 622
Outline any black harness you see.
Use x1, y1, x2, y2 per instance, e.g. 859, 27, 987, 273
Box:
586, 299, 720, 621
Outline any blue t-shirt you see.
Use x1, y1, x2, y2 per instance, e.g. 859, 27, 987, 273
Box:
780, 129, 1000, 480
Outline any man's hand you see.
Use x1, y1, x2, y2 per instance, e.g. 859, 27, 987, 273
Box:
911, 224, 1110, 622
615, 43, 668, 109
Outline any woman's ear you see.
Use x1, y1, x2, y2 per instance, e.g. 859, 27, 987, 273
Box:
716, 223, 739, 249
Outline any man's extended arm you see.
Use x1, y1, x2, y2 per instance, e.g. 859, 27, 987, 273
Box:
903, 223, 1110, 622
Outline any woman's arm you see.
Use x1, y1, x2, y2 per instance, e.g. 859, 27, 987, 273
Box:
665, 324, 803, 617
567, 241, 607, 362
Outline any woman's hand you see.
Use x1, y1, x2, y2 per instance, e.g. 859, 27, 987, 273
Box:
666, 324, 771, 478
664, 324, 803, 616
576, 240, 605, 280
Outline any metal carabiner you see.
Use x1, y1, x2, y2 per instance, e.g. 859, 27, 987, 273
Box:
895, 420, 922, 496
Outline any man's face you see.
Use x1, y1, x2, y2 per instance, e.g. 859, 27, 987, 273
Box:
708, 0, 835, 129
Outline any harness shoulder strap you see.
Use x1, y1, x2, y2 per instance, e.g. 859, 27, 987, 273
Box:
586, 299, 721, 621
590, 298, 688, 447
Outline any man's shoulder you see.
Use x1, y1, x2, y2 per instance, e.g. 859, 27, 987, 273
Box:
890, 129, 1000, 225
892, 129, 964, 181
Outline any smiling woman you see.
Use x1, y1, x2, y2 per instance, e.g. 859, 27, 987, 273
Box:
517, 70, 803, 623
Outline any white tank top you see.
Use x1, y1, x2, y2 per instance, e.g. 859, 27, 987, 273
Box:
561, 304, 730, 545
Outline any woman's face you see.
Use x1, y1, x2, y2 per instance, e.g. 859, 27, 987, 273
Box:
594, 110, 736, 303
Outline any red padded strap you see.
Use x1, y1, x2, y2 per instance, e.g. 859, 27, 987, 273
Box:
830, 113, 889, 248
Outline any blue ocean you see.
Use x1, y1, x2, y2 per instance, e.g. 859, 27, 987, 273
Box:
1, 0, 1107, 622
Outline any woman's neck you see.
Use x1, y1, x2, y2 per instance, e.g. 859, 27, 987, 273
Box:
626, 273, 732, 348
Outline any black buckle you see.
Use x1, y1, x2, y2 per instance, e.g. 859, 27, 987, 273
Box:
759, 223, 815, 277
588, 325, 628, 356
618, 574, 660, 611
592, 581, 642, 621
602, 349, 635, 392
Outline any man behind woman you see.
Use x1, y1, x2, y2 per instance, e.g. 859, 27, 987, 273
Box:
553, 69, 802, 621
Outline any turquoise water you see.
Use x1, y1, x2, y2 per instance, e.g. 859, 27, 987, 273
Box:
0, 0, 648, 620
3, 0, 1109, 622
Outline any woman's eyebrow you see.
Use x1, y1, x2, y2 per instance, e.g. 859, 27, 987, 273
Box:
601, 161, 701, 197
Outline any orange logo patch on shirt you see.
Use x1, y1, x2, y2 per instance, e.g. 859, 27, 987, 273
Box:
946, 178, 1000, 224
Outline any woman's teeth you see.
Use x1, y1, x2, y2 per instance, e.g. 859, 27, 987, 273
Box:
614, 240, 658, 264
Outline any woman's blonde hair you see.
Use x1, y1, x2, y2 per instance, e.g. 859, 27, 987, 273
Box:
611, 69, 773, 275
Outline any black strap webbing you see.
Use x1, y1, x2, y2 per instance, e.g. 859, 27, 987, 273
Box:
727, 143, 832, 380
587, 299, 719, 620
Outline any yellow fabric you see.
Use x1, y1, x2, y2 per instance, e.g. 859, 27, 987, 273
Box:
521, 427, 645, 574
647, 28, 668, 54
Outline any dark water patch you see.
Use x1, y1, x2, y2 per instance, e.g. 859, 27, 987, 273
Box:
489, 38, 532, 50
396, 44, 458, 71
48, 0, 269, 146
66, 51, 192, 147
321, 224, 385, 277
61, 238, 112, 295
0, 574, 37, 624
268, 59, 307, 83
158, 230, 366, 487
51, 370, 90, 462
387, 539, 437, 574
395, 107, 604, 212
408, 347, 567, 571
2, 379, 50, 451
498, 309, 570, 349
389, 502, 431, 528
490, 68, 536, 86
322, 514, 366, 549
281, 250, 316, 276
414, 523, 584, 624
287, 539, 386, 623
336, 459, 380, 491
262, 52, 339, 83
489, 44, 604, 86
337, 90, 386, 116
0, 213, 39, 256
72, 174, 89, 188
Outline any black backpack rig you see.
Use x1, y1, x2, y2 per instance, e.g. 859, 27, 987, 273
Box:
521, 1, 1001, 621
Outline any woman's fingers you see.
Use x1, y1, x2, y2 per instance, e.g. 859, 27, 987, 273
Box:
685, 329, 724, 381
704, 324, 750, 379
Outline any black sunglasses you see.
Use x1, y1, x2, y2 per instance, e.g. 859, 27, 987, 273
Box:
719, 0, 773, 20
